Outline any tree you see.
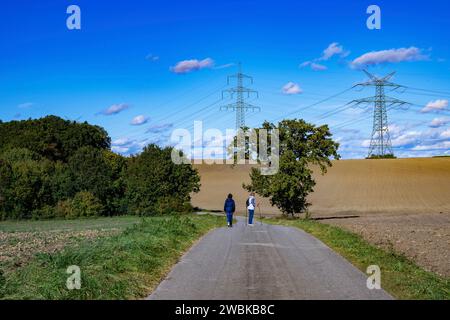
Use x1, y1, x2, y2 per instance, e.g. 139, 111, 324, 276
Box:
0, 159, 13, 214
241, 119, 340, 216
125, 144, 200, 215
68, 146, 114, 206
0, 116, 110, 162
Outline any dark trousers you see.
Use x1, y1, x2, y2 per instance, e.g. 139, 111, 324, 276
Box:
248, 209, 254, 224
226, 211, 233, 225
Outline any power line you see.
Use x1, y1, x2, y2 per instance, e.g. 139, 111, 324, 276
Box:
348, 69, 411, 158
272, 87, 354, 122
220, 63, 260, 130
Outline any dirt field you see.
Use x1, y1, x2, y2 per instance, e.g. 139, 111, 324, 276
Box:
191, 157, 450, 276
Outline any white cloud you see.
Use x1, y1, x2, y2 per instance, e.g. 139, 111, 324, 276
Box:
300, 61, 327, 71
99, 103, 130, 116
320, 42, 349, 61
111, 137, 153, 155
131, 115, 150, 126
441, 129, 450, 139
300, 42, 348, 71
112, 138, 132, 146
411, 141, 450, 151
170, 58, 214, 74
429, 117, 450, 128
282, 82, 303, 95
361, 139, 371, 147
146, 123, 174, 134
18, 102, 34, 109
146, 54, 159, 62
421, 99, 448, 113
391, 131, 422, 147
213, 63, 235, 70
351, 47, 429, 68
311, 62, 327, 71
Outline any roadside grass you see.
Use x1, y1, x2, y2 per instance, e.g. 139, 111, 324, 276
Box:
0, 214, 224, 300
0, 216, 141, 233
262, 216, 450, 300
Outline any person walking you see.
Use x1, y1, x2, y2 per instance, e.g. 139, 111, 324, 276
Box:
246, 192, 256, 226
223, 193, 236, 228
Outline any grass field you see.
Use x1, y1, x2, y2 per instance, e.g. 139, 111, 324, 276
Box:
263, 217, 450, 300
0, 215, 223, 299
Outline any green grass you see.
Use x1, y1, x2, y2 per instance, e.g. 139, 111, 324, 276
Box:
0, 216, 141, 233
262, 217, 450, 300
0, 214, 224, 300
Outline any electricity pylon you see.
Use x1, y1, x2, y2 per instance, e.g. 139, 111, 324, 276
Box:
350, 69, 410, 158
220, 63, 260, 130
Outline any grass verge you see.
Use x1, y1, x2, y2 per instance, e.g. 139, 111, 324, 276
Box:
263, 217, 449, 300
0, 214, 223, 300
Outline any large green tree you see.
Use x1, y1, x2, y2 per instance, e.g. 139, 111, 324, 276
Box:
125, 144, 200, 215
241, 119, 340, 216
0, 116, 110, 162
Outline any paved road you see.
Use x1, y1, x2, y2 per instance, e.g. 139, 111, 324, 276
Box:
148, 217, 392, 300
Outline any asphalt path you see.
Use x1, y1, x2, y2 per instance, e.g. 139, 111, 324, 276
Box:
148, 217, 392, 300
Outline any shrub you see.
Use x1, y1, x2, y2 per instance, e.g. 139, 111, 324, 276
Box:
64, 192, 104, 219
54, 199, 72, 218
31, 205, 55, 220
124, 144, 200, 215
2, 158, 55, 219
0, 159, 12, 214
153, 196, 193, 216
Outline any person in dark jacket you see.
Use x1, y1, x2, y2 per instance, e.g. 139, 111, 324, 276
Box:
223, 193, 236, 227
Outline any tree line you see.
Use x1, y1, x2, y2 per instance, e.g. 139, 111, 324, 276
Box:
0, 116, 200, 220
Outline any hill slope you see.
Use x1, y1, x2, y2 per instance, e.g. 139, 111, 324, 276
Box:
192, 158, 450, 216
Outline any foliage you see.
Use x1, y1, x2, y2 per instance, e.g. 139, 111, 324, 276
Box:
240, 119, 340, 215
0, 116, 110, 162
366, 154, 397, 159
0, 116, 200, 219
125, 144, 200, 215
66, 191, 104, 218
67, 147, 114, 206
0, 157, 56, 219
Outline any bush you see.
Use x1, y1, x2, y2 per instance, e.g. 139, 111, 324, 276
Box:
124, 144, 200, 215
54, 200, 72, 218
1, 158, 55, 219
31, 205, 56, 220
0, 159, 12, 214
60, 192, 104, 219
153, 196, 193, 216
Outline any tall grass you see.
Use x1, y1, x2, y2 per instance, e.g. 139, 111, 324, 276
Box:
0, 215, 223, 300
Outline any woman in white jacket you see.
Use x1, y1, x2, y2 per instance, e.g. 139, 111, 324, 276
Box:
246, 192, 256, 226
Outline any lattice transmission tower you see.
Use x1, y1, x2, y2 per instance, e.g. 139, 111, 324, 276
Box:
350, 69, 410, 158
220, 63, 260, 130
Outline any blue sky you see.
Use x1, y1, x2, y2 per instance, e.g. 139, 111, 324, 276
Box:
1, 0, 449, 159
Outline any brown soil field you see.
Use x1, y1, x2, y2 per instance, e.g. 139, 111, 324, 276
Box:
191, 157, 450, 276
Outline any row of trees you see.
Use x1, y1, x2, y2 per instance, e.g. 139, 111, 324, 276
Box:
0, 116, 200, 220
